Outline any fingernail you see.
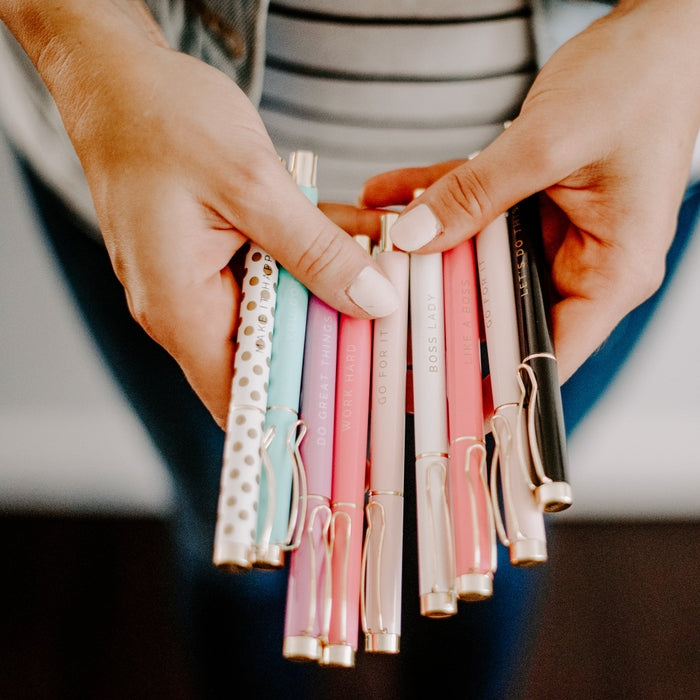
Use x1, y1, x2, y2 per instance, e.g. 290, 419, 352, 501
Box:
390, 203, 443, 252
347, 266, 400, 317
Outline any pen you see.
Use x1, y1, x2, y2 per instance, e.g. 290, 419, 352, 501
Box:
255, 151, 317, 567
213, 244, 279, 570
443, 237, 497, 600
409, 213, 457, 617
475, 214, 547, 566
362, 212, 409, 653
322, 235, 373, 668
507, 196, 572, 512
283, 294, 338, 661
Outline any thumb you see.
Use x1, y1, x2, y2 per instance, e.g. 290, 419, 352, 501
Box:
388, 117, 576, 253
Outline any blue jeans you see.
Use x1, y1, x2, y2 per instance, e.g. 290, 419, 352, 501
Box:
18, 156, 700, 699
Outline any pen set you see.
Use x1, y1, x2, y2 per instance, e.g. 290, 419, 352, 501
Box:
211, 150, 572, 664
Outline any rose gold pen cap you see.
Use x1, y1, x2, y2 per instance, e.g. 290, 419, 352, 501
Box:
420, 591, 457, 618
320, 643, 355, 668
536, 481, 573, 513
456, 573, 493, 601
212, 542, 253, 571
509, 538, 548, 567
365, 632, 400, 654
282, 635, 323, 663
253, 543, 285, 569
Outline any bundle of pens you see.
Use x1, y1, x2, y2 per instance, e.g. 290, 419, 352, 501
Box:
212, 151, 573, 668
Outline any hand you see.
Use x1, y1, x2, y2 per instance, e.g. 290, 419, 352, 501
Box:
356, 0, 700, 384
3, 1, 398, 426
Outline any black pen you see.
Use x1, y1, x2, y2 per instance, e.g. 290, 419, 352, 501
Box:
507, 195, 572, 512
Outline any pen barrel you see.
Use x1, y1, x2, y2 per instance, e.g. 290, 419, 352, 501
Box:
491, 403, 547, 567
414, 453, 457, 617
409, 252, 449, 455
508, 196, 554, 356
257, 268, 309, 566
443, 239, 484, 434
214, 244, 278, 570
475, 216, 523, 406
298, 296, 338, 499
363, 493, 403, 652
283, 494, 332, 662
370, 250, 409, 491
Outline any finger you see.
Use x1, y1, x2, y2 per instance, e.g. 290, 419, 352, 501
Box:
126, 264, 241, 428
219, 159, 400, 319
386, 116, 587, 253
317, 202, 390, 240
359, 159, 466, 208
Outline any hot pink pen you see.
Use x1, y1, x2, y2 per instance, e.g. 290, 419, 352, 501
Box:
443, 239, 497, 600
322, 236, 373, 668
283, 295, 338, 662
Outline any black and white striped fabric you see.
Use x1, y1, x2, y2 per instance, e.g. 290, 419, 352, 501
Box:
261, 1, 537, 203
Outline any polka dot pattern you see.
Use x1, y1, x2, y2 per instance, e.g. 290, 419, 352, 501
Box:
215, 244, 279, 565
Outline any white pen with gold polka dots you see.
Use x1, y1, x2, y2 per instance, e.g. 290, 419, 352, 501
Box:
213, 244, 279, 570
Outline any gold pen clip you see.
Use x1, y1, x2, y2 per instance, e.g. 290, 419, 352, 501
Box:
301, 500, 332, 641
517, 360, 551, 487
284, 419, 309, 551
360, 500, 386, 636
463, 441, 497, 572
489, 408, 527, 549
426, 459, 455, 597
325, 508, 353, 646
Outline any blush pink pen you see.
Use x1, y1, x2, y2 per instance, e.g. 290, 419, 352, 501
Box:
321, 235, 374, 669
282, 294, 339, 662
409, 189, 457, 617
475, 214, 547, 567
361, 213, 409, 654
443, 238, 497, 600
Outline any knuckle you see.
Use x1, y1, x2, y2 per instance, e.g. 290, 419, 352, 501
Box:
293, 224, 349, 283
440, 167, 494, 223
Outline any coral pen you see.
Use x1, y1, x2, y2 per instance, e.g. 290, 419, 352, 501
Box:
322, 235, 374, 668
443, 238, 497, 600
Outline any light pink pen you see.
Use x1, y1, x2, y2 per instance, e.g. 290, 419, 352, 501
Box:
321, 235, 373, 668
443, 239, 498, 599
282, 295, 338, 662
362, 213, 409, 654
475, 214, 547, 566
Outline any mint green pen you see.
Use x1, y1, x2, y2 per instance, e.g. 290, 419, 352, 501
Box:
254, 151, 317, 568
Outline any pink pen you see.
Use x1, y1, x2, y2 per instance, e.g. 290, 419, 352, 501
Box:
362, 213, 409, 654
475, 214, 547, 566
283, 295, 339, 662
443, 239, 497, 600
322, 235, 373, 668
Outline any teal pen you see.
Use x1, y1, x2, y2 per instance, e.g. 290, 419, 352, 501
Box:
255, 151, 318, 567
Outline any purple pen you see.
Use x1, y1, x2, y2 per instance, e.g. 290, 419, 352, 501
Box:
283, 295, 339, 662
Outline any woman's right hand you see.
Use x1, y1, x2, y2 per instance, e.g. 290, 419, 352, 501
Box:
2, 0, 398, 426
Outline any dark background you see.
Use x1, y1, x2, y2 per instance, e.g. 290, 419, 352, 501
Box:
1, 513, 697, 700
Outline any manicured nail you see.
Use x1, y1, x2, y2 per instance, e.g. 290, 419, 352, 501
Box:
347, 266, 400, 317
389, 203, 443, 252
